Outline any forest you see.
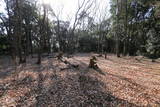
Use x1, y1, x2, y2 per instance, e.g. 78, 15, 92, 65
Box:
0, 0, 160, 106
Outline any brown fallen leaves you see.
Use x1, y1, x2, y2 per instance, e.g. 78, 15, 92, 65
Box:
0, 53, 160, 107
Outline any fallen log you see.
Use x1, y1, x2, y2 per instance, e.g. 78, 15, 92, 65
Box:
56, 53, 79, 70
60, 67, 71, 71
60, 58, 79, 69
65, 54, 74, 58
97, 54, 103, 57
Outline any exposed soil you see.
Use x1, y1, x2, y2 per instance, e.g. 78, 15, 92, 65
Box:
0, 53, 160, 107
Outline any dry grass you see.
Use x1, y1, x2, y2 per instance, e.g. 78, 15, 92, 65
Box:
0, 53, 160, 107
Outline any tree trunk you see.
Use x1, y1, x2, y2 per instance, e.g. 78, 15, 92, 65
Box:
15, 0, 23, 64
123, 0, 128, 56
37, 45, 42, 64
29, 30, 33, 57
116, 38, 120, 57
116, 0, 120, 58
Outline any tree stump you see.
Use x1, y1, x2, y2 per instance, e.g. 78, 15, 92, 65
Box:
105, 52, 107, 59
89, 56, 98, 69
57, 52, 63, 60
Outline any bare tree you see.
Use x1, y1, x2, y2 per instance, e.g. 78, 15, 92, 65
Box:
36, 4, 47, 64
68, 0, 95, 53
50, 5, 64, 52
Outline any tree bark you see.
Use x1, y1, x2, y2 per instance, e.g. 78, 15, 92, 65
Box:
116, 0, 120, 57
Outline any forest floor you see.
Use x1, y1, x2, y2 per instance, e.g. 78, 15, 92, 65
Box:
0, 53, 160, 107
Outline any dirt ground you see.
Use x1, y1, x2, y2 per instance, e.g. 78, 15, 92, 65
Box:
0, 53, 160, 107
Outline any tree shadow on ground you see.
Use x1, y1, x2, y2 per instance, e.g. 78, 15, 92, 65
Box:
78, 74, 138, 107
14, 68, 139, 107
0, 57, 141, 106
0, 67, 15, 79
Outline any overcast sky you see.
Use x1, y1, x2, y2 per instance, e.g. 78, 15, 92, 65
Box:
0, 0, 110, 22
0, 1, 5, 13
41, 0, 110, 22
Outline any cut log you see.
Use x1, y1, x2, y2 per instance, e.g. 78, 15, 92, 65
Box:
97, 54, 103, 57
65, 54, 74, 58
59, 58, 79, 69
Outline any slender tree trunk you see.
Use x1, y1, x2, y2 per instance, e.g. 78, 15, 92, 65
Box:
26, 24, 30, 56
37, 44, 42, 64
57, 20, 61, 52
116, 0, 120, 57
29, 30, 33, 57
123, 0, 128, 56
46, 16, 50, 55
14, 0, 23, 64
98, 34, 100, 53
116, 37, 120, 57
105, 37, 108, 59
123, 41, 126, 56
23, 26, 29, 63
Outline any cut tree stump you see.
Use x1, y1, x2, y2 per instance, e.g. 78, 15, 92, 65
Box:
88, 56, 105, 75
89, 56, 99, 69
57, 52, 63, 60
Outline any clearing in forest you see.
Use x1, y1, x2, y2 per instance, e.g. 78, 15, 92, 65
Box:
0, 53, 160, 107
